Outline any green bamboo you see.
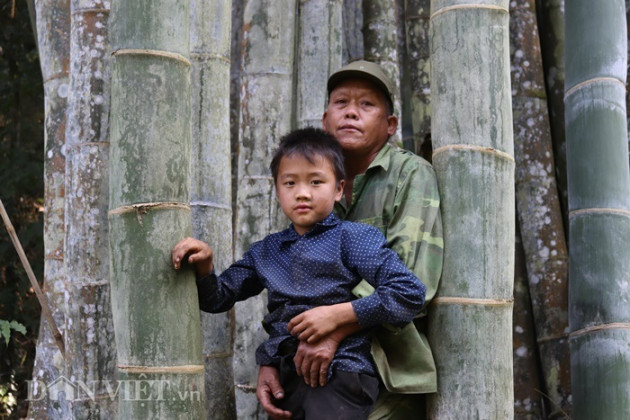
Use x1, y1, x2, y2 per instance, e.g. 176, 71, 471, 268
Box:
64, 0, 116, 417
363, 0, 402, 144
565, 1, 630, 418
403, 0, 431, 156
28, 0, 71, 417
109, 1, 205, 417
296, 0, 343, 129
428, 0, 515, 418
513, 225, 545, 419
189, 0, 237, 417
233, 1, 296, 416
510, 0, 571, 416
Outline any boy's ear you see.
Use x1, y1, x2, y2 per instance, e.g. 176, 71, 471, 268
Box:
335, 179, 345, 202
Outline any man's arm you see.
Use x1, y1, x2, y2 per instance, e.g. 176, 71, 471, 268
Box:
387, 162, 443, 312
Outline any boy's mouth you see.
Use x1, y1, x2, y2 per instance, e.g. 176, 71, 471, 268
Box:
294, 204, 311, 213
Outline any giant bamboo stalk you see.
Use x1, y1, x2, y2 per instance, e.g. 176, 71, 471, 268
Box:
626, 0, 630, 163
536, 0, 568, 232
189, 0, 237, 417
233, 1, 296, 417
64, 0, 116, 417
29, 1, 71, 417
342, 0, 364, 62
108, 0, 205, 417
296, 0, 343, 129
510, 0, 571, 416
565, 1, 630, 418
513, 224, 545, 419
403, 0, 431, 156
363, 0, 402, 144
428, 0, 515, 418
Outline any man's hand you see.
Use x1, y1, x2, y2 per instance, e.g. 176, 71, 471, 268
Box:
171, 237, 214, 278
288, 302, 356, 343
293, 335, 340, 387
293, 322, 363, 387
256, 365, 292, 419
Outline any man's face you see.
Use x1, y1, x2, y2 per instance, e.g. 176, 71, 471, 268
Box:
275, 153, 344, 236
322, 78, 398, 160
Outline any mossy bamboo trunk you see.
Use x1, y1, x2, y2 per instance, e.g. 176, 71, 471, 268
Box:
565, 1, 630, 418
510, 0, 571, 416
64, 0, 116, 417
513, 225, 544, 419
189, 1, 237, 417
296, 0, 342, 129
403, 0, 431, 156
363, 0, 402, 144
428, 1, 515, 418
627, 0, 630, 163
536, 0, 568, 231
108, 1, 205, 417
233, 1, 296, 416
342, 0, 364, 62
29, 1, 71, 417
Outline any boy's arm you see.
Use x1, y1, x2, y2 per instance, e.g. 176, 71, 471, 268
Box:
172, 237, 264, 313
290, 226, 425, 343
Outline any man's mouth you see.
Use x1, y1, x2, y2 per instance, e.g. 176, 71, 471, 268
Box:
339, 124, 360, 132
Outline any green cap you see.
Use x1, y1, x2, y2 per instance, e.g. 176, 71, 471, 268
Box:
327, 60, 394, 110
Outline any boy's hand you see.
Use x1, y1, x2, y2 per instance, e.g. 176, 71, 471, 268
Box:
171, 237, 214, 278
288, 302, 356, 343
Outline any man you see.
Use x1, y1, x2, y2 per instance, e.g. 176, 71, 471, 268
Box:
257, 60, 444, 419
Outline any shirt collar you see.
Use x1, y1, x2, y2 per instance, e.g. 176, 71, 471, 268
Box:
366, 143, 392, 173
280, 212, 340, 243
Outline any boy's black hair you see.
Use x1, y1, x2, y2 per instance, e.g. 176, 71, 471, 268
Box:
270, 127, 345, 185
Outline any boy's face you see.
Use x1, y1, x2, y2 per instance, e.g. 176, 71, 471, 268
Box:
322, 78, 397, 160
275, 153, 344, 235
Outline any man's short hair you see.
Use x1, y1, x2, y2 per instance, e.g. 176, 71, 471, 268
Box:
270, 127, 345, 185
327, 59, 395, 115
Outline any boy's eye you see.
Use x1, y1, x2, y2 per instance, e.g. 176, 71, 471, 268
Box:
311, 180, 323, 185
284, 181, 294, 186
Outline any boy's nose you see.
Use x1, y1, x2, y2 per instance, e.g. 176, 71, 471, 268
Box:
296, 186, 311, 199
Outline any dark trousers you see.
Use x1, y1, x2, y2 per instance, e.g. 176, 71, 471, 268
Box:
276, 357, 380, 420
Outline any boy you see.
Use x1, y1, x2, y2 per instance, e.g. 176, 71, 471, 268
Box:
171, 127, 426, 419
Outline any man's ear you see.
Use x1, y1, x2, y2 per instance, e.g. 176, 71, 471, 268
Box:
322, 111, 328, 130
387, 115, 398, 137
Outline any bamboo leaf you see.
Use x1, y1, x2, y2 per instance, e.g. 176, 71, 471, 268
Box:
0, 320, 10, 345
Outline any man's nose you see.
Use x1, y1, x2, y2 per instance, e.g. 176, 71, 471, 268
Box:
344, 103, 358, 119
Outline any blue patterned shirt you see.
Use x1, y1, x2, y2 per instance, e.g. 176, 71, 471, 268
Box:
196, 212, 426, 376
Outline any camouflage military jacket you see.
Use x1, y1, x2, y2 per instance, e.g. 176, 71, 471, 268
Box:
335, 143, 444, 393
